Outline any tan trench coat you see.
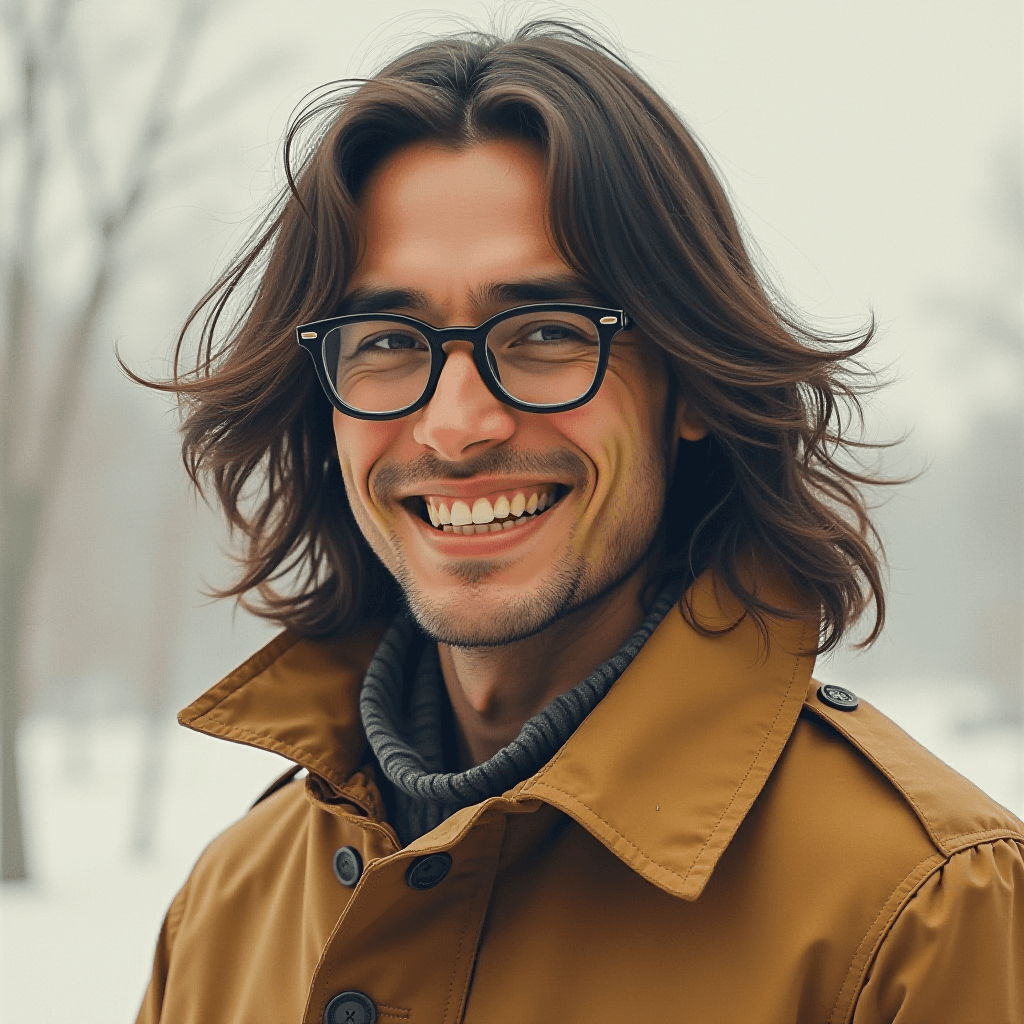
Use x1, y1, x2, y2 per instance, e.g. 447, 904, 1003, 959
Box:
137, 576, 1024, 1024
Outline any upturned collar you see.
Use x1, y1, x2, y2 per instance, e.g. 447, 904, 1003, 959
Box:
178, 569, 817, 900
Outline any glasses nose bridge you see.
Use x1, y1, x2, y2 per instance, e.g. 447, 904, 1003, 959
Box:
431, 324, 493, 393
431, 323, 492, 384
433, 322, 487, 352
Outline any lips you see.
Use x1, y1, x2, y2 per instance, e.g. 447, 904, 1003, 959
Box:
417, 485, 566, 535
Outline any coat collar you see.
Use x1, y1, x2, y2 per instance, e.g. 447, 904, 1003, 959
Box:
178, 570, 816, 901
178, 624, 383, 791
519, 573, 815, 899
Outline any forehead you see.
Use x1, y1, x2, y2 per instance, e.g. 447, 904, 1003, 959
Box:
349, 138, 576, 312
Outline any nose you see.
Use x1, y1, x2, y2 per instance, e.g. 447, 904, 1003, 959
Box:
411, 341, 516, 459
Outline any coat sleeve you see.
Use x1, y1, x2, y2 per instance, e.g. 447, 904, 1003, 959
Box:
851, 837, 1024, 1024
135, 882, 189, 1024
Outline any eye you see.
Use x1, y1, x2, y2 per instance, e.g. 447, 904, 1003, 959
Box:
523, 323, 585, 344
363, 331, 426, 351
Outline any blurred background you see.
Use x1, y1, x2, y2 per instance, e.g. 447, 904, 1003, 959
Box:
1, 0, 1020, 1019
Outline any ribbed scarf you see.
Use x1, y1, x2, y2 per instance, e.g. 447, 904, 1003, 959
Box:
360, 580, 682, 845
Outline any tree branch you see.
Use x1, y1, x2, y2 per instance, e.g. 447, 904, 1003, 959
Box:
56, 17, 108, 231
33, 0, 214, 512
1, 0, 72, 497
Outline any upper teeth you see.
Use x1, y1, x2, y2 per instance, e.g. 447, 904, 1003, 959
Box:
425, 490, 556, 530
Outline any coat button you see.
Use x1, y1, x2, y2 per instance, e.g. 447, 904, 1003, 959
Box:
406, 852, 452, 890
332, 846, 363, 887
817, 683, 860, 711
324, 990, 376, 1024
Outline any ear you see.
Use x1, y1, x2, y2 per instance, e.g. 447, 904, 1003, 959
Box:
675, 399, 708, 442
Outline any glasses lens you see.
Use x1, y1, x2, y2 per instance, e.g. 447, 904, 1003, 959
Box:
323, 320, 432, 414
485, 311, 602, 407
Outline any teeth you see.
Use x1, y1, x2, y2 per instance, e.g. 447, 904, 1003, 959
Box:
425, 488, 561, 531
450, 500, 473, 526
471, 497, 494, 524
440, 513, 542, 535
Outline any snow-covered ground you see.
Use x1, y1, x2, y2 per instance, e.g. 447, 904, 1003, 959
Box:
1, 716, 288, 1024
1, 677, 1021, 1024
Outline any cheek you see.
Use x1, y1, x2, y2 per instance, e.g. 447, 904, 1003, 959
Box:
332, 413, 397, 515
554, 372, 668, 532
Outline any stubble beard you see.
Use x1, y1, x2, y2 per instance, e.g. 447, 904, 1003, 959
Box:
374, 448, 670, 650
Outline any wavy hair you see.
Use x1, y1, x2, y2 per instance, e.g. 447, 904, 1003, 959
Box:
136, 21, 892, 653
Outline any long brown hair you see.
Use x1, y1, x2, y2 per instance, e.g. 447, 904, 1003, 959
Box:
140, 21, 892, 653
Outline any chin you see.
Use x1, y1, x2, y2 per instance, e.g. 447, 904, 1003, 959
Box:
400, 562, 588, 648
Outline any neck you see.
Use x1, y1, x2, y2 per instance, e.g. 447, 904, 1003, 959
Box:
437, 571, 649, 769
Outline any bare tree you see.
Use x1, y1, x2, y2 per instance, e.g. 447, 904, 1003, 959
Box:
0, 0, 217, 881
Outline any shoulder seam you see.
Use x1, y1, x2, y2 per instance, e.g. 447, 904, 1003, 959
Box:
944, 826, 1024, 851
828, 850, 946, 1023
831, 835, 1024, 1019
829, 835, 1023, 1024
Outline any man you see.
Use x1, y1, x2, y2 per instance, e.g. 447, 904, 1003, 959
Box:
136, 23, 1023, 1024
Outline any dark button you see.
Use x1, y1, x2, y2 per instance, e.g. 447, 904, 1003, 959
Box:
324, 991, 376, 1024
332, 846, 363, 887
406, 852, 452, 890
817, 683, 860, 712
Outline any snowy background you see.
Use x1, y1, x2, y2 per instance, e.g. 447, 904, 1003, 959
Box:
1, 1, 1020, 1021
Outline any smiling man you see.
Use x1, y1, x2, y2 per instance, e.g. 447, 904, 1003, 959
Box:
137, 23, 1023, 1024
324, 137, 704, 776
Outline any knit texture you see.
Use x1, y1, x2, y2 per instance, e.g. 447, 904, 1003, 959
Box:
360, 580, 682, 845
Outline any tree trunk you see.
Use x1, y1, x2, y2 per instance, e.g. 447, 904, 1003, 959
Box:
131, 494, 190, 858
0, 586, 29, 881
1, 489, 42, 882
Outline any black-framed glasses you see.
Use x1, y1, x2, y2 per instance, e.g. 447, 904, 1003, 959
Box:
296, 302, 633, 420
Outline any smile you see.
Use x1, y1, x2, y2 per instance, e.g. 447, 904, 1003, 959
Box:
415, 485, 568, 535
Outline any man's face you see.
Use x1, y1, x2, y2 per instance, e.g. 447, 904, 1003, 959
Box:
334, 138, 702, 646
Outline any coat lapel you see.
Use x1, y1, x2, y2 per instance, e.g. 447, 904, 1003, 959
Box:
519, 573, 816, 900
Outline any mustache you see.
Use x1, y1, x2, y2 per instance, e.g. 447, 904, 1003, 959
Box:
374, 447, 589, 501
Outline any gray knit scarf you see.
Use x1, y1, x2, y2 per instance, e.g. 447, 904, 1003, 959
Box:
360, 580, 682, 845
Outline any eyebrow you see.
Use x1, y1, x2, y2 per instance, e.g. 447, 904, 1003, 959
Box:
338, 275, 610, 318
478, 276, 609, 307
338, 287, 430, 316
